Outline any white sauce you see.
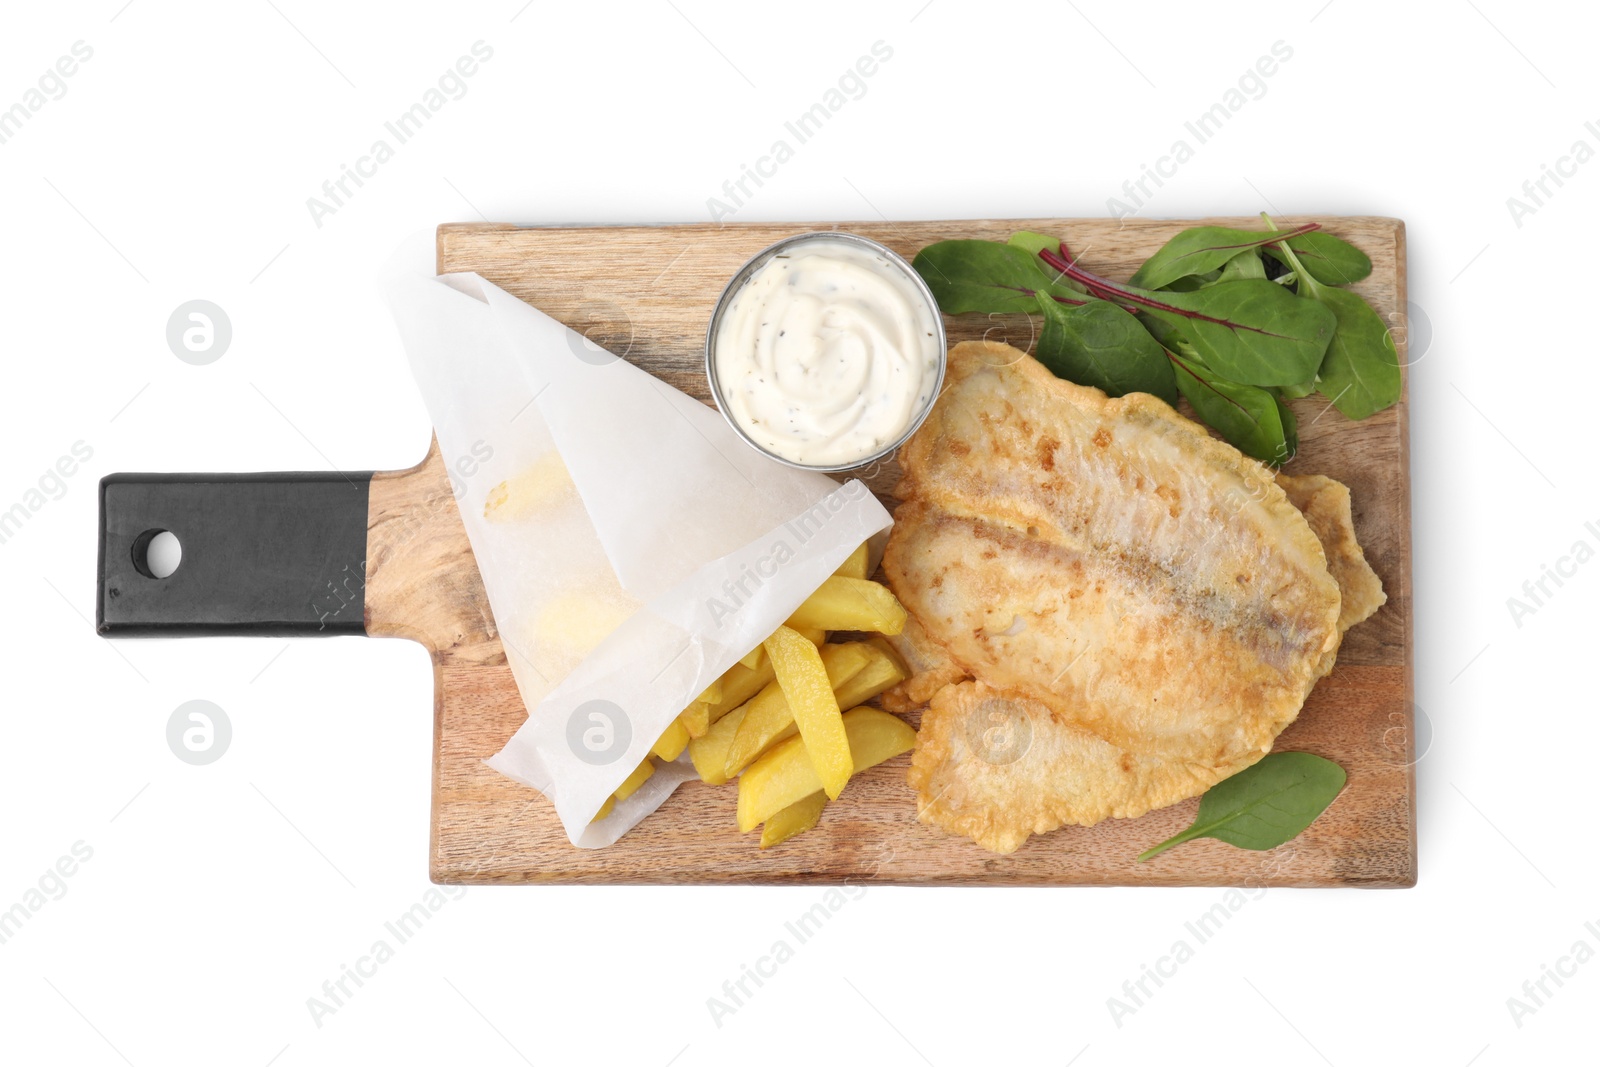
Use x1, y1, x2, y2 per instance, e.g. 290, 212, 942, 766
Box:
713, 238, 943, 467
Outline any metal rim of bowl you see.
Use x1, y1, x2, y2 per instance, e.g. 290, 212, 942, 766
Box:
704, 230, 948, 475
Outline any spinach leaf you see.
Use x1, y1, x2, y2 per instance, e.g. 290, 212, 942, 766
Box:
1269, 234, 1401, 420
1039, 245, 1337, 387
1034, 293, 1176, 404
1216, 249, 1266, 283
1170, 352, 1297, 464
1279, 376, 1318, 400
913, 240, 1082, 315
1304, 284, 1401, 420
1129, 223, 1319, 290
1136, 751, 1346, 861
1263, 230, 1373, 286
1132, 280, 1335, 387
1006, 230, 1067, 264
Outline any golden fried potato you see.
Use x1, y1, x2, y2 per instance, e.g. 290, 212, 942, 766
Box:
763, 626, 852, 800
831, 646, 908, 711
614, 758, 655, 801
651, 718, 691, 762
737, 707, 916, 832
716, 658, 776, 717
835, 541, 870, 581
725, 642, 873, 778
760, 791, 826, 848
483, 451, 574, 521
681, 703, 711, 739
689, 705, 747, 785
591, 795, 616, 823
786, 577, 908, 636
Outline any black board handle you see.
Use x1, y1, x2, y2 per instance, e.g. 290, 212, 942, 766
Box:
97, 471, 373, 637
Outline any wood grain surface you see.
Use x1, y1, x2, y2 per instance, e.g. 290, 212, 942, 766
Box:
364, 218, 1414, 887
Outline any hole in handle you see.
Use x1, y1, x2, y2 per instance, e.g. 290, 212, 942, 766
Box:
132, 528, 182, 579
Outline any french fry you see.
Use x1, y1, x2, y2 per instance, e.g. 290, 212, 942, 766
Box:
760, 791, 826, 848
681, 703, 711, 739
725, 642, 873, 779
651, 718, 691, 762
763, 626, 852, 800
792, 623, 827, 647
786, 576, 908, 636
834, 541, 870, 581
483, 450, 574, 522
614, 758, 655, 801
716, 658, 776, 716
737, 707, 916, 832
682, 666, 730, 738
690, 705, 748, 785
739, 645, 764, 671
863, 633, 908, 676
830, 646, 908, 711
591, 795, 616, 822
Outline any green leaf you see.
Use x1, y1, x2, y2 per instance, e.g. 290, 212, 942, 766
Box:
1216, 249, 1266, 283
913, 240, 1081, 315
1306, 285, 1402, 420
1006, 230, 1066, 262
1130, 224, 1317, 290
1137, 751, 1346, 861
1268, 234, 1401, 421
1264, 230, 1372, 286
1278, 376, 1318, 399
1034, 293, 1176, 405
1132, 279, 1335, 387
1170, 352, 1297, 464
1159, 271, 1220, 292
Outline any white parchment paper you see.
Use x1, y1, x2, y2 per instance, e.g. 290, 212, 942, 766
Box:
381, 236, 892, 847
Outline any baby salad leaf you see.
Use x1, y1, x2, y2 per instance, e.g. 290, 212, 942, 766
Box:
1130, 280, 1336, 388
1216, 249, 1267, 283
1263, 229, 1373, 286
1034, 293, 1176, 404
1129, 223, 1320, 291
1007, 230, 1070, 264
912, 240, 1081, 315
1036, 245, 1337, 387
1270, 233, 1401, 420
1170, 352, 1297, 465
1137, 751, 1346, 861
1304, 285, 1402, 420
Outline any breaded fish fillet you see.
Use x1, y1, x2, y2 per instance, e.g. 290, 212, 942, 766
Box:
887, 342, 1375, 853
906, 478, 1384, 854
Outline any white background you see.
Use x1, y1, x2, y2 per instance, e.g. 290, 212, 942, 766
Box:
1, 0, 1592, 1063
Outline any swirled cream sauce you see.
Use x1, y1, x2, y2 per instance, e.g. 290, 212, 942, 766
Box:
713, 238, 943, 467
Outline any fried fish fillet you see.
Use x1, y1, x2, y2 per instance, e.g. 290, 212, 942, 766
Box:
886, 342, 1374, 853
907, 482, 1383, 853
1277, 473, 1386, 634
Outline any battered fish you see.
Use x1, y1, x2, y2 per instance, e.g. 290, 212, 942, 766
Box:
888, 341, 1381, 854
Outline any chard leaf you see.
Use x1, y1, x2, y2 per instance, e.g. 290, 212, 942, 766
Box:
1171, 352, 1296, 464
1264, 230, 1373, 286
1129, 224, 1319, 290
1279, 376, 1318, 399
1268, 231, 1401, 420
1137, 751, 1346, 861
1034, 293, 1176, 404
1216, 249, 1266, 282
1306, 284, 1402, 420
1006, 230, 1067, 262
913, 240, 1082, 315
1131, 279, 1335, 387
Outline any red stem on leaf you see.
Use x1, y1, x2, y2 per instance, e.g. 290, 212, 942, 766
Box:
1036, 245, 1305, 339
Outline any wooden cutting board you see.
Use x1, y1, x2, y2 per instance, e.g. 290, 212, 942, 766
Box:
352, 218, 1414, 887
